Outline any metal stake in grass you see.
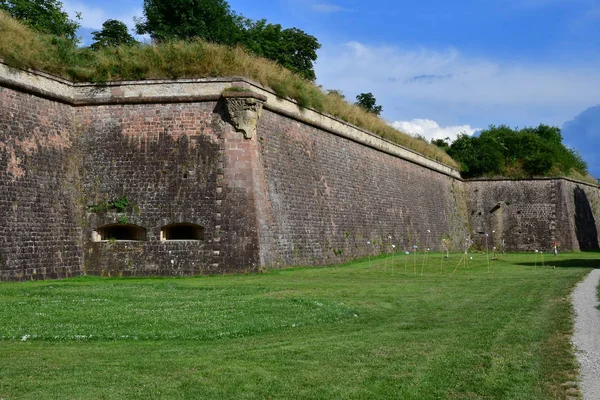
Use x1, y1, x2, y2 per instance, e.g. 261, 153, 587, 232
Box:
440, 243, 445, 272
404, 251, 410, 275
440, 238, 449, 272
391, 244, 396, 275
541, 251, 545, 267
421, 248, 430, 276
367, 241, 371, 269
452, 252, 466, 276
485, 233, 490, 273
385, 235, 392, 272
442, 238, 450, 258
534, 250, 538, 267
413, 245, 418, 276
464, 236, 473, 270
453, 236, 471, 275
421, 230, 431, 276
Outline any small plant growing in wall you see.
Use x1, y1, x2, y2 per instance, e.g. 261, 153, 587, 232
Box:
89, 195, 131, 213
109, 196, 129, 212
117, 215, 129, 225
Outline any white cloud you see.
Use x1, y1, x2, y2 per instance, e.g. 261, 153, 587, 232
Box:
315, 41, 600, 128
391, 119, 479, 142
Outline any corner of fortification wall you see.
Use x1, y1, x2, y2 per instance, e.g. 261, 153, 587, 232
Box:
464, 178, 600, 252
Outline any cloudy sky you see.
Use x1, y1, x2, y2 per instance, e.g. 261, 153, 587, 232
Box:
63, 0, 600, 176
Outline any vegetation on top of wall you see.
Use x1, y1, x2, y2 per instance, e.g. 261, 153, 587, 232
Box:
136, 0, 321, 81
0, 11, 459, 168
433, 124, 592, 182
355, 92, 383, 116
0, 0, 79, 42
90, 19, 137, 51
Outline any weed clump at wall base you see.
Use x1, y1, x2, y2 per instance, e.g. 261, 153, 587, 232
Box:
0, 11, 458, 168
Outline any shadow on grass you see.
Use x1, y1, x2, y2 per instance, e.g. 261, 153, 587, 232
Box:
517, 257, 600, 269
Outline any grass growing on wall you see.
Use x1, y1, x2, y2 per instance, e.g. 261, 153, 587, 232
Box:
0, 11, 458, 168
1, 252, 598, 399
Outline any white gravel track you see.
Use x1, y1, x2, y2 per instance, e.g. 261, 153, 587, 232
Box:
572, 269, 600, 400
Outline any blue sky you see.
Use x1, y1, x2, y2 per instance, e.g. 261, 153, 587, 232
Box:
63, 0, 600, 176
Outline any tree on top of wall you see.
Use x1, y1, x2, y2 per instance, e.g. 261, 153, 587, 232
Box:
0, 0, 79, 41
135, 0, 321, 81
355, 92, 383, 116
446, 124, 588, 179
238, 19, 320, 81
135, 0, 242, 44
91, 19, 138, 50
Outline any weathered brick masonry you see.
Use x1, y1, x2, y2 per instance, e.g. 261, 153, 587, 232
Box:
256, 109, 469, 267
0, 63, 599, 281
80, 102, 222, 276
467, 179, 600, 252
0, 87, 82, 281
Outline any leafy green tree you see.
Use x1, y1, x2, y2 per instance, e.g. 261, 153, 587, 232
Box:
278, 27, 319, 81
448, 124, 587, 178
91, 19, 137, 50
355, 92, 383, 115
523, 152, 553, 176
135, 0, 242, 44
448, 134, 504, 178
431, 137, 451, 152
239, 19, 320, 80
136, 1, 321, 81
0, 0, 79, 41
529, 124, 562, 146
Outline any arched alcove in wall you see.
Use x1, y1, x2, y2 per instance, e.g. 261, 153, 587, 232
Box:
161, 223, 204, 241
94, 224, 147, 242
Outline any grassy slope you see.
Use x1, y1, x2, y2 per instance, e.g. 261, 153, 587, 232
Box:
1, 253, 599, 399
0, 11, 457, 169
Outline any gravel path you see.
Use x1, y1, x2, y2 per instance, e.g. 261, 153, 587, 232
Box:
572, 268, 600, 400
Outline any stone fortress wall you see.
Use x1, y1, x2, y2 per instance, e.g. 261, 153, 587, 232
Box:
467, 178, 600, 252
0, 61, 598, 281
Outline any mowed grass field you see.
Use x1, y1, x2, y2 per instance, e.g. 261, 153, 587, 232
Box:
1, 252, 599, 399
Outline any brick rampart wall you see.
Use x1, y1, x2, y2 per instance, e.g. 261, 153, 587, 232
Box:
79, 102, 223, 276
256, 110, 469, 267
1, 63, 599, 281
0, 87, 83, 280
466, 179, 600, 252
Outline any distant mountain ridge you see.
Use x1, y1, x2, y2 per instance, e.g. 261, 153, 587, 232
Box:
563, 105, 600, 178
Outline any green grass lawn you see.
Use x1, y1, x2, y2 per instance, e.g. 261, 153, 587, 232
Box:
1, 252, 599, 399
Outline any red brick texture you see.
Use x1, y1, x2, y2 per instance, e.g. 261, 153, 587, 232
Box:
2, 81, 599, 281
254, 110, 470, 267
0, 87, 82, 280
